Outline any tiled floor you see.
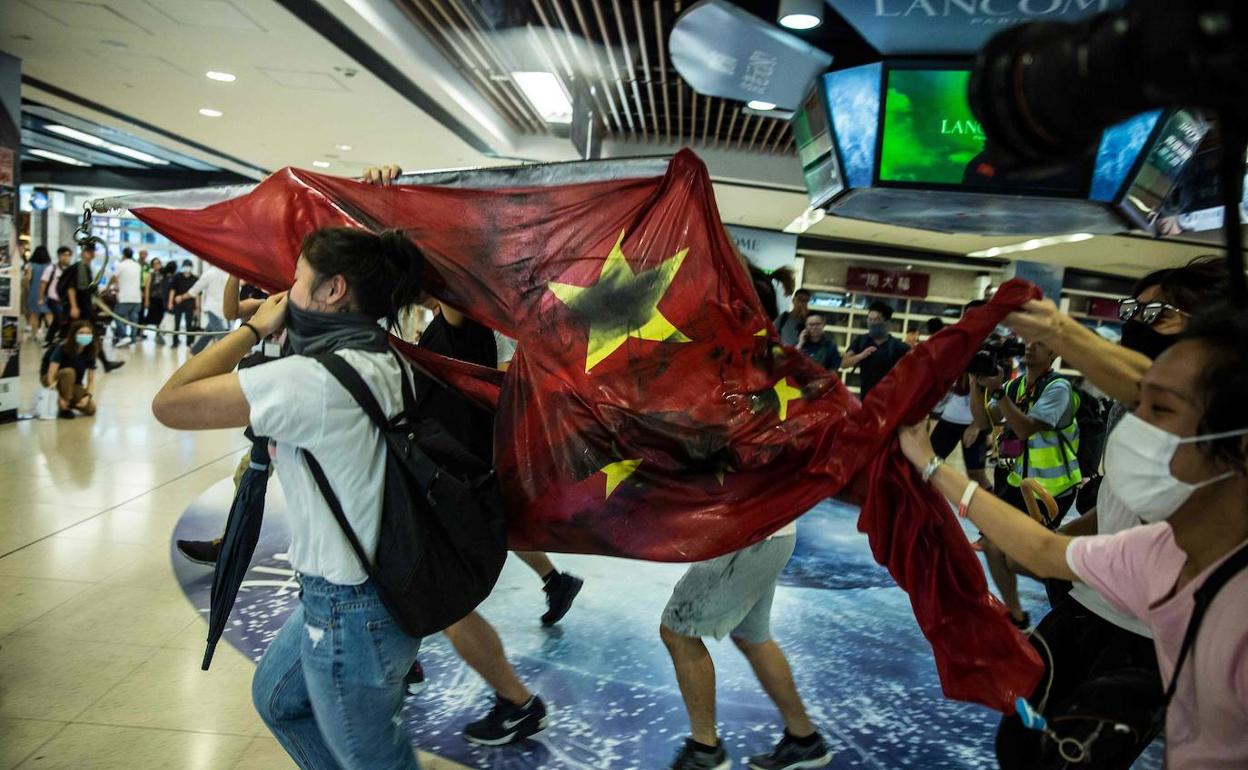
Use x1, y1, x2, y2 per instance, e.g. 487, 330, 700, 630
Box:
0, 333, 466, 770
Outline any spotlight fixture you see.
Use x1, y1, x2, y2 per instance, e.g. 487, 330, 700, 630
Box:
205, 71, 236, 82
335, 144, 352, 151
312, 160, 331, 168
778, 0, 823, 30
198, 108, 223, 117
747, 100, 777, 111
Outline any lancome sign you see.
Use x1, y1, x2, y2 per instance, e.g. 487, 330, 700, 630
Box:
828, 0, 1125, 54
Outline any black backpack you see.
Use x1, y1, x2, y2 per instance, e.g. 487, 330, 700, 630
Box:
302, 351, 508, 638
55, 263, 77, 305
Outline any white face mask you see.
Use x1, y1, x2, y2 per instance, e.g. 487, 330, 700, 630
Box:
1104, 412, 1247, 523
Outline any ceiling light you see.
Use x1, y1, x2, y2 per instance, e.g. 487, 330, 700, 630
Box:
105, 144, 169, 165
206, 70, 236, 82
747, 100, 776, 111
778, 0, 823, 30
511, 71, 573, 124
198, 108, 223, 117
967, 232, 1095, 258
335, 144, 352, 151
29, 148, 92, 166
45, 124, 105, 146
312, 161, 331, 168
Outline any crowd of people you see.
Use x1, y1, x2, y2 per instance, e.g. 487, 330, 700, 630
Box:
20, 242, 247, 419
121, 172, 1245, 770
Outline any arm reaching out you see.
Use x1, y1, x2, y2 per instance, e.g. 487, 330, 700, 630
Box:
1006, 299, 1150, 405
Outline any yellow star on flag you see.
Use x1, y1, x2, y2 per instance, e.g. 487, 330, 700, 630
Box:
772, 378, 802, 421
600, 458, 641, 499
548, 230, 691, 373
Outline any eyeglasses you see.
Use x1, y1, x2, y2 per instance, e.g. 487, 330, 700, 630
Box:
1118, 298, 1190, 325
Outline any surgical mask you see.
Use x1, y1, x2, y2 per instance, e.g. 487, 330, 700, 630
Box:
1120, 320, 1176, 361
1104, 412, 1247, 522
74, 334, 93, 347
868, 322, 888, 340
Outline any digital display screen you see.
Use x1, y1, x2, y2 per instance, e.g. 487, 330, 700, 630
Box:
793, 85, 844, 208
1121, 110, 1208, 228
878, 69, 985, 185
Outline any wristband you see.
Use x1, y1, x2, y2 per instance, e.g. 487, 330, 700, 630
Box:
957, 480, 979, 518
921, 455, 944, 483
241, 322, 262, 345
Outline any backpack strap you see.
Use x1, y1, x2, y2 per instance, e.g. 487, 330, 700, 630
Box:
303, 450, 378, 576
1162, 541, 1248, 707
310, 351, 439, 491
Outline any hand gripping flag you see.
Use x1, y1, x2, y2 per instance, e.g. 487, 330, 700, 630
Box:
118, 150, 1042, 712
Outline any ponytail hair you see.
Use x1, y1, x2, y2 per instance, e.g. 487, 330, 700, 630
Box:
300, 227, 426, 329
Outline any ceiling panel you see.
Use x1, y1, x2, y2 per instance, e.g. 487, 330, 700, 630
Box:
142, 0, 267, 31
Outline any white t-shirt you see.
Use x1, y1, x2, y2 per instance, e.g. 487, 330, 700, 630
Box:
188, 266, 229, 319
115, 259, 143, 304
238, 349, 405, 585
493, 331, 518, 367
1066, 483, 1153, 638
938, 391, 975, 425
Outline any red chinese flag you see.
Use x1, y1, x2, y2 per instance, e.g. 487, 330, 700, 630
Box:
128, 150, 1041, 712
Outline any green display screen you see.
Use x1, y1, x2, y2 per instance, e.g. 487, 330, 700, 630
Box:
878, 69, 985, 185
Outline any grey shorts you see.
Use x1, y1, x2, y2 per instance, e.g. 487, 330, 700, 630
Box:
661, 535, 796, 644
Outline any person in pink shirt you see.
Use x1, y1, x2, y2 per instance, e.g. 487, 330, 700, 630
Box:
897, 305, 1248, 769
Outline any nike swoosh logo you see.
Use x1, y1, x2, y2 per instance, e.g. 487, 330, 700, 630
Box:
502, 716, 528, 730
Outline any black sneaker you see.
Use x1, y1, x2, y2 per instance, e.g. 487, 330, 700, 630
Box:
541, 571, 584, 626
102, 360, 125, 373
748, 732, 832, 770
463, 694, 548, 746
58, 409, 76, 420
177, 538, 223, 565
669, 739, 731, 770
403, 660, 427, 696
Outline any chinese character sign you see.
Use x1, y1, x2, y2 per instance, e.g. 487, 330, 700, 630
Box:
846, 267, 930, 298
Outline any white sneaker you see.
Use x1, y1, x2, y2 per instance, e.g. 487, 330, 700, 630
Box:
116, 339, 133, 348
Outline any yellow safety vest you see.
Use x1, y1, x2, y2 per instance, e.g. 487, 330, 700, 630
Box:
1004, 373, 1082, 496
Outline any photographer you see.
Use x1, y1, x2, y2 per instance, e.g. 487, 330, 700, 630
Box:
971, 339, 1081, 628
898, 304, 1248, 770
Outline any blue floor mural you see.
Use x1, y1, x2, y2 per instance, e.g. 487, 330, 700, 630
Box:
173, 480, 1164, 769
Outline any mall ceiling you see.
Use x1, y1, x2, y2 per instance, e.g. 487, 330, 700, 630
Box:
0, 0, 1231, 278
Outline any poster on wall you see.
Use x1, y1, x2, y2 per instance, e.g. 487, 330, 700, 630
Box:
1, 50, 21, 423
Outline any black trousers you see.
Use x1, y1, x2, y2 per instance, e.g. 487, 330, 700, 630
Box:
171, 303, 195, 346
996, 596, 1164, 770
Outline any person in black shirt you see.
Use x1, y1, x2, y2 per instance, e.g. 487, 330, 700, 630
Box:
44, 320, 99, 418
167, 260, 199, 349
61, 246, 123, 372
797, 313, 841, 370
844, 300, 910, 398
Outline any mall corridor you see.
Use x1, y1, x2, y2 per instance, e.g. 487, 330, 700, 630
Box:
0, 340, 466, 770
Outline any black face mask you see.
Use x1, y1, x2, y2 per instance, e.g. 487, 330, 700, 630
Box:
1120, 320, 1176, 360
285, 298, 390, 356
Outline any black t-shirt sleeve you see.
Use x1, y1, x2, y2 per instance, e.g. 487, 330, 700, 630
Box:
849, 335, 867, 354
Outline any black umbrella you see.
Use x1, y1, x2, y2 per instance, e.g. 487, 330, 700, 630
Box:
202, 428, 272, 670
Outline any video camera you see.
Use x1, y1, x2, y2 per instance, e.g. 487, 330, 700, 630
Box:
968, 0, 1247, 304
966, 337, 1026, 379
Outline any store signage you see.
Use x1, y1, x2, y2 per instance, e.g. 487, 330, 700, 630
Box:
669, 0, 832, 112
726, 225, 797, 272
827, 0, 1125, 54
847, 266, 930, 298
1087, 297, 1121, 320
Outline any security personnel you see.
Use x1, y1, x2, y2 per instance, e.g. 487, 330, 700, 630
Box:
971, 339, 1081, 628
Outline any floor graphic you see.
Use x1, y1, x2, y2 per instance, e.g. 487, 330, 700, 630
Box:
173, 479, 1164, 769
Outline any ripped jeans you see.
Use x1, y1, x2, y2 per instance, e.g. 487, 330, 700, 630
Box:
252, 575, 422, 769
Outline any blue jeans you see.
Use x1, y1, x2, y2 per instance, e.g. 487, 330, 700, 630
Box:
113, 302, 141, 341
190, 311, 227, 355
252, 576, 422, 770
